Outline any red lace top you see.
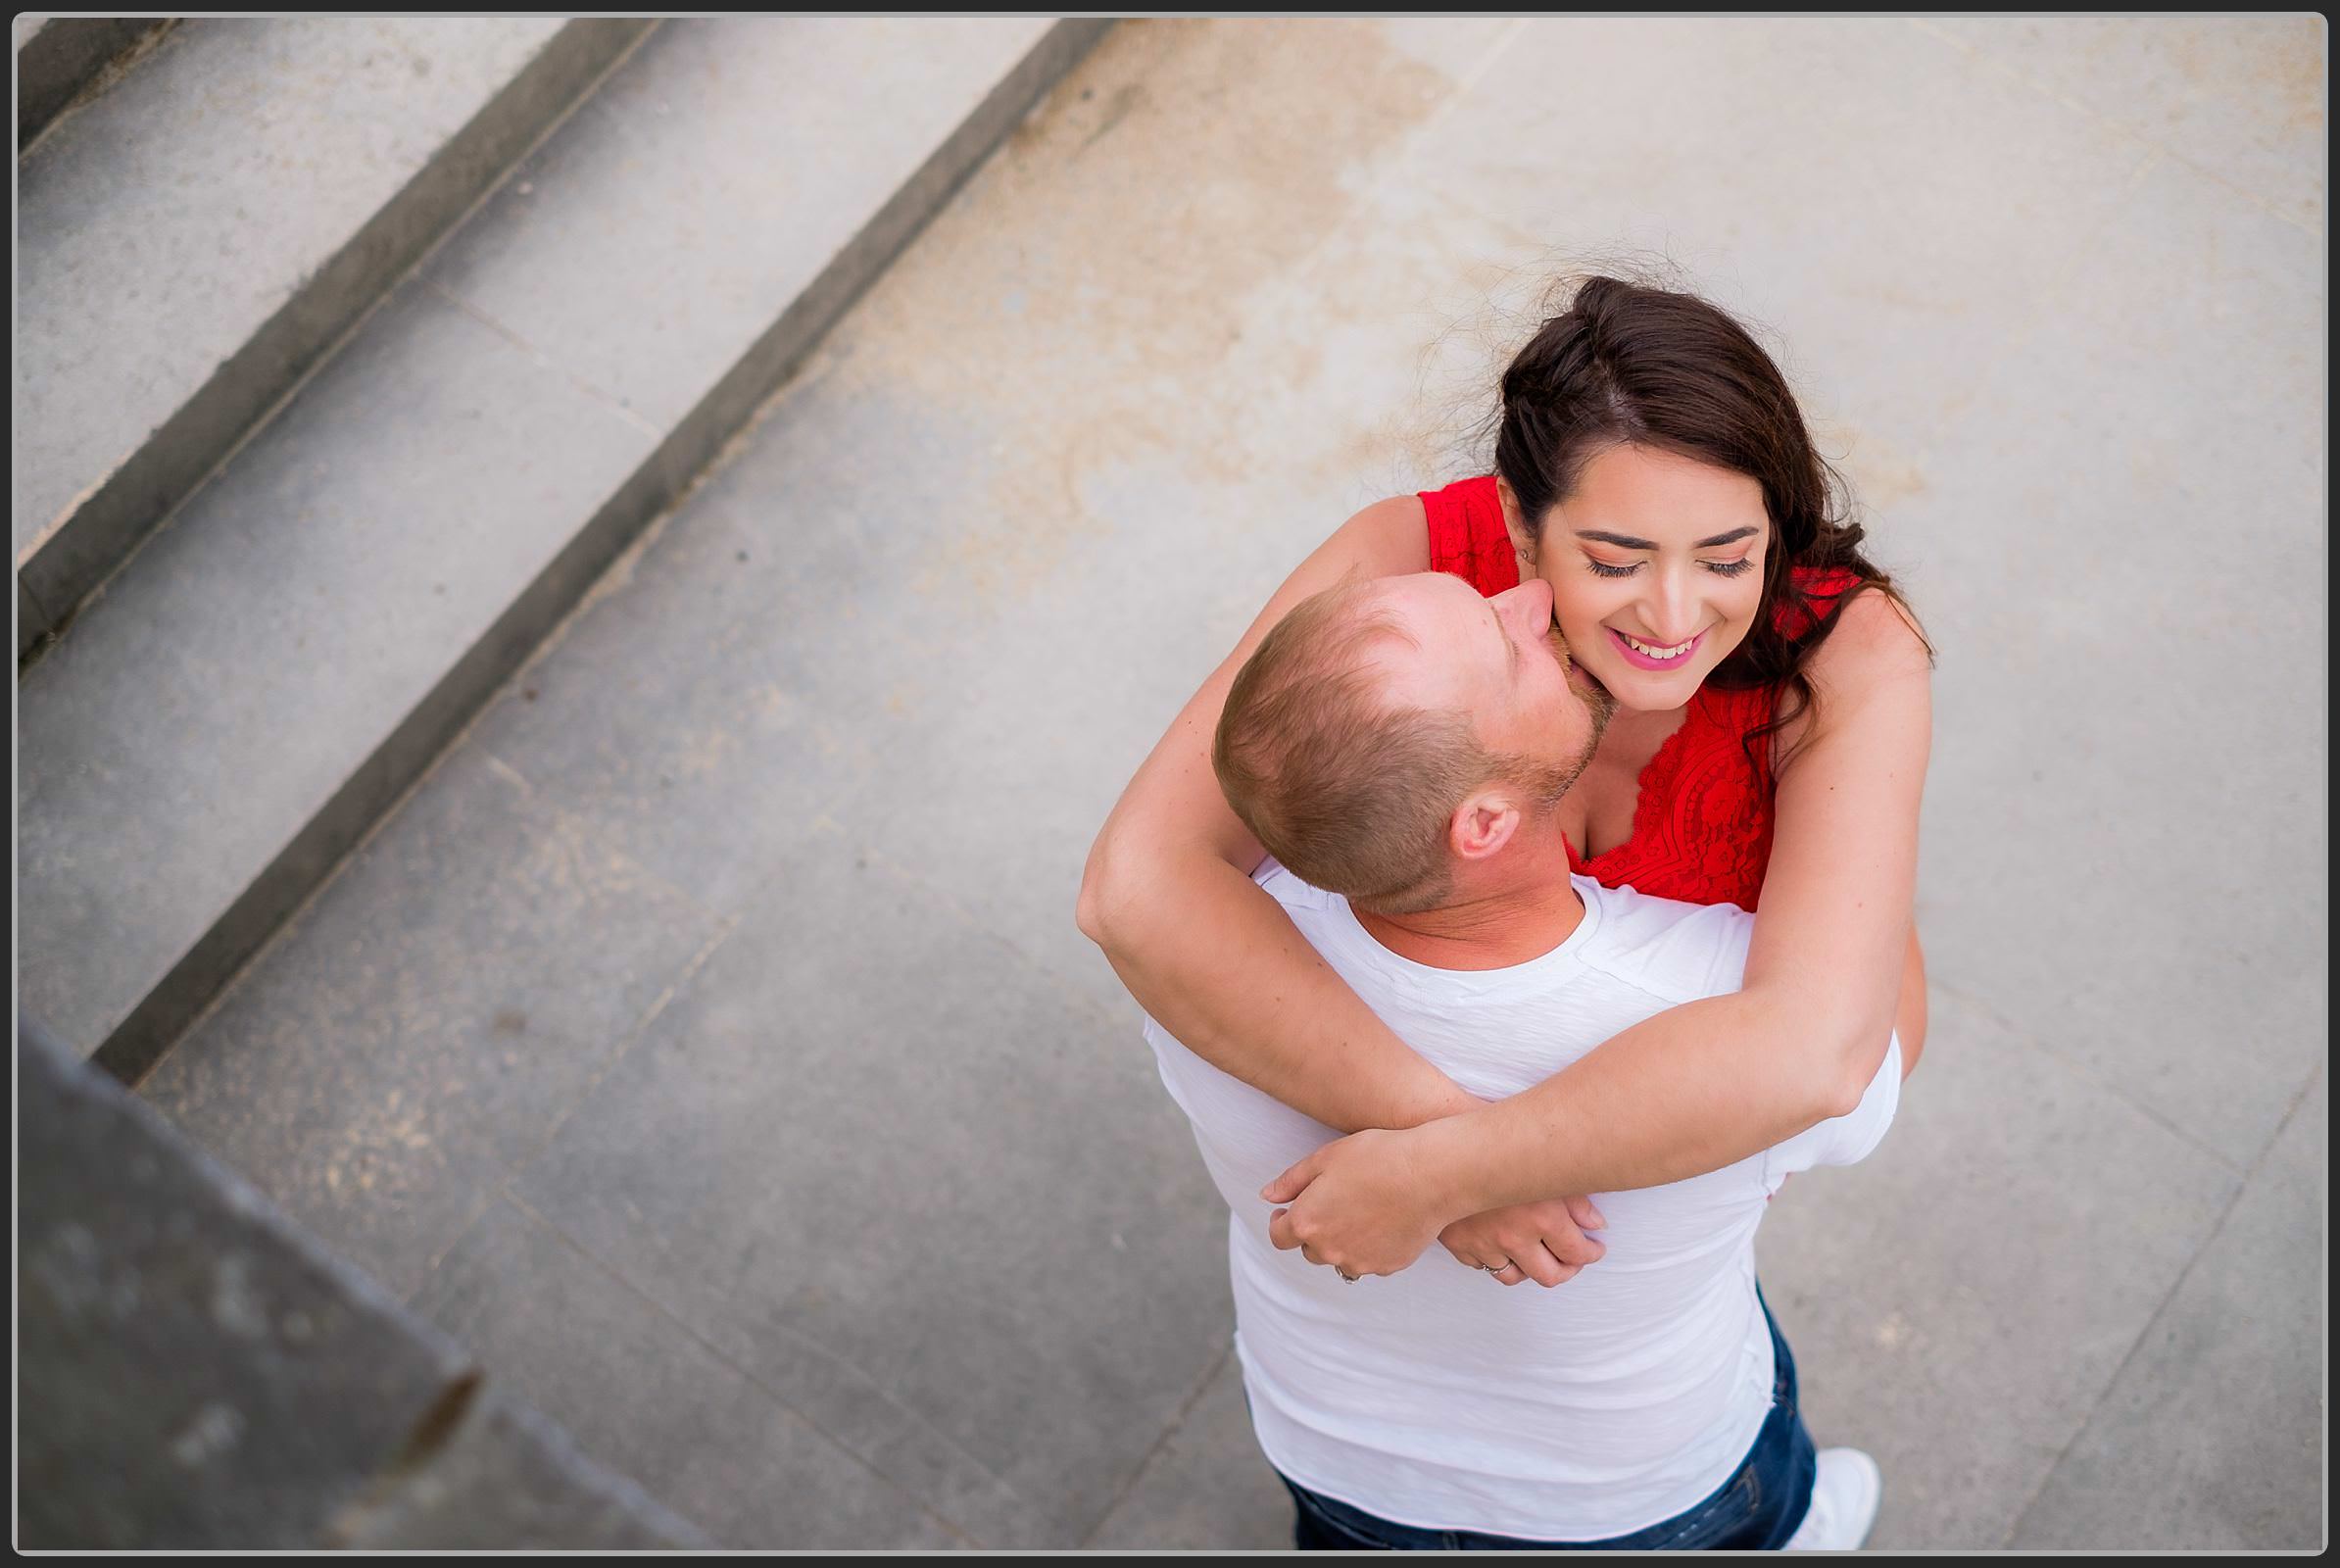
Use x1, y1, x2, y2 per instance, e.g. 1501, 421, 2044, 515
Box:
1420, 475, 1858, 910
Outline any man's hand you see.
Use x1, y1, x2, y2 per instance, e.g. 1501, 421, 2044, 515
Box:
1437, 1195, 1607, 1287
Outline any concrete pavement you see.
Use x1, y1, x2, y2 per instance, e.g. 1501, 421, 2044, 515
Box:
137, 17, 2325, 1549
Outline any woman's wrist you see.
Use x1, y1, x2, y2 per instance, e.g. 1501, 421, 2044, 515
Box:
1406, 1105, 1512, 1222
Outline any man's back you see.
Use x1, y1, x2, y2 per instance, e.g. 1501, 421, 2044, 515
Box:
1143, 863, 1900, 1541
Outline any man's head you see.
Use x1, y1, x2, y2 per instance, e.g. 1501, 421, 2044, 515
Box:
1214, 572, 1618, 915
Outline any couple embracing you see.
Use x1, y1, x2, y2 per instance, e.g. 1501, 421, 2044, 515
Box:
1080, 274, 1933, 1550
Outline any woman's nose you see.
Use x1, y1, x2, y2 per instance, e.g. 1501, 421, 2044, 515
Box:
1641, 572, 1698, 646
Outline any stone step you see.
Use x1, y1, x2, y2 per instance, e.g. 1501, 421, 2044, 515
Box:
20, 1010, 715, 1548
14, 15, 171, 151
18, 17, 1114, 1083
14, 18, 655, 657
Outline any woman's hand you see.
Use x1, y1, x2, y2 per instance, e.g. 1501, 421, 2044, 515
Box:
1438, 1195, 1607, 1287
1260, 1127, 1608, 1285
1263, 1127, 1444, 1278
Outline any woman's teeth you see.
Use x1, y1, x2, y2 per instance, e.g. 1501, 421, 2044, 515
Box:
1620, 632, 1693, 661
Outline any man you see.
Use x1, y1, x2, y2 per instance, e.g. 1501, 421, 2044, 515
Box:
1137, 570, 1907, 1550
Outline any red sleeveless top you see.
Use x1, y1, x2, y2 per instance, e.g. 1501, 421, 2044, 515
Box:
1421, 475, 1857, 911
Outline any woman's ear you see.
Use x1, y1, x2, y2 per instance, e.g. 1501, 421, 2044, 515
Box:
1494, 477, 1537, 569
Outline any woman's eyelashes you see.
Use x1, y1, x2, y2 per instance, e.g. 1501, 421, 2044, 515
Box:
1584, 557, 1757, 579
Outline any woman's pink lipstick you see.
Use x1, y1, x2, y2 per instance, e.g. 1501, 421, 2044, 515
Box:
1606, 625, 1703, 671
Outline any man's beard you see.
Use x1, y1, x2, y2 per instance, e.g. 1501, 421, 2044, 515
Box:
1547, 624, 1619, 729
1492, 625, 1618, 810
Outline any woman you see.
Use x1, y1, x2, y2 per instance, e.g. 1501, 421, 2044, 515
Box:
1077, 272, 1933, 1286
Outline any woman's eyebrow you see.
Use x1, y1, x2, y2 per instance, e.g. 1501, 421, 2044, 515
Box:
1574, 525, 1761, 550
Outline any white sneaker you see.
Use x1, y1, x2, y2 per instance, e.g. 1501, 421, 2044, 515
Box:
1781, 1447, 1881, 1550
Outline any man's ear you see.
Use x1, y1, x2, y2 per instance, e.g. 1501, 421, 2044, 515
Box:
1449, 789, 1522, 862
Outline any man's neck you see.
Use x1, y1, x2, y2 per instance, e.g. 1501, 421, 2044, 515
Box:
1352, 864, 1586, 972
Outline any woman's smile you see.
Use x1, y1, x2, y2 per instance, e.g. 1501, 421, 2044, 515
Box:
1606, 624, 1707, 670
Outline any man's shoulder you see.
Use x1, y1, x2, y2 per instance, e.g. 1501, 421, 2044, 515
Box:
1578, 879, 1755, 1002
1247, 858, 1367, 954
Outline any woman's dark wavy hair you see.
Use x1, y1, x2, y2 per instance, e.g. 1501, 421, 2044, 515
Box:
1479, 272, 1932, 773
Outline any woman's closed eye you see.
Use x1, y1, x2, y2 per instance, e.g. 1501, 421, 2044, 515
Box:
1584, 557, 1757, 580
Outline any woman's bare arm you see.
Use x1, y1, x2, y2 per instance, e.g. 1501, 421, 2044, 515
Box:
1397, 587, 1933, 1213
1262, 587, 1933, 1275
1077, 496, 1482, 1133
1898, 926, 1928, 1079
1087, 492, 1930, 1285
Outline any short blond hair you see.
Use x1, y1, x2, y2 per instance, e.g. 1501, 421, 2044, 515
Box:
1213, 581, 1499, 914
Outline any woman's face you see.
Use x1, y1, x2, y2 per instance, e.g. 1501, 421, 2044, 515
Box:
1511, 444, 1772, 716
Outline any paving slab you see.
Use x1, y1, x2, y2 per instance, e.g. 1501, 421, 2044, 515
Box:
14, 18, 645, 648
1894, 148, 2323, 1170
456, 368, 935, 926
419, 18, 1079, 437
818, 15, 1474, 548
1324, 18, 2164, 496
2008, 1068, 2325, 1550
328, 1385, 716, 1549
19, 279, 658, 1069
458, 345, 1279, 1024
1085, 1339, 1295, 1551
407, 1192, 958, 1549
20, 1017, 476, 1548
818, 22, 2324, 1542
141, 16, 2322, 1550
1751, 989, 2243, 1549
20, 17, 1107, 1086
725, 18, 1507, 1017
137, 740, 725, 1300
506, 827, 1236, 1547
1922, 15, 2324, 231
14, 16, 170, 149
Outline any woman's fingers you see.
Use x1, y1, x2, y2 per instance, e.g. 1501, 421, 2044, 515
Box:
1504, 1198, 1604, 1267
1543, 1221, 1604, 1268
1450, 1204, 1617, 1287
1513, 1242, 1567, 1288
1260, 1149, 1325, 1205
1449, 1249, 1522, 1285
1477, 1242, 1584, 1289
1469, 1253, 1545, 1287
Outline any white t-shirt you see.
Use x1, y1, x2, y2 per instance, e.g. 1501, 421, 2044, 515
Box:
1142, 863, 1900, 1542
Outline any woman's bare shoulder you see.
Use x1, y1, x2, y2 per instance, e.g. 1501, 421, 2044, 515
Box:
1329, 493, 1433, 573
1252, 494, 1433, 610
1771, 586, 1931, 769
1808, 585, 1933, 697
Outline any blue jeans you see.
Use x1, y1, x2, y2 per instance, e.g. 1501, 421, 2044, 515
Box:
1277, 1286, 1816, 1550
